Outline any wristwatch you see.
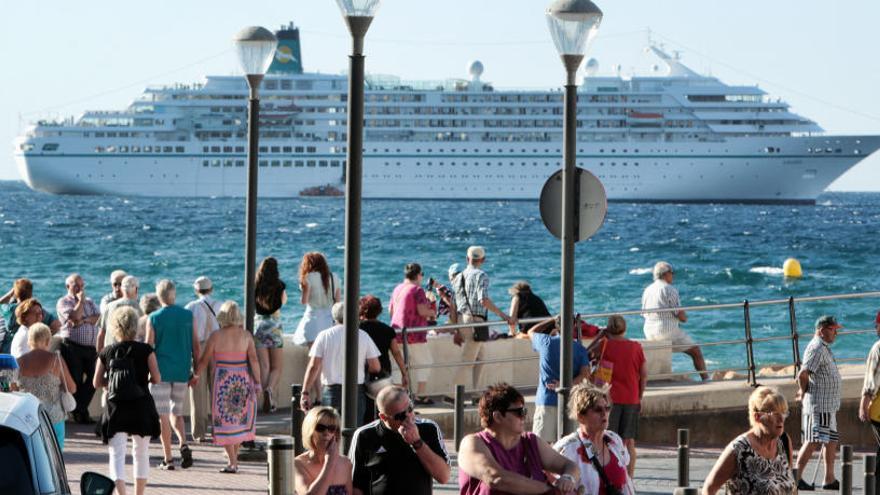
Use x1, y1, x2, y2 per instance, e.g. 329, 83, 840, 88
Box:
557, 474, 576, 485
410, 439, 424, 451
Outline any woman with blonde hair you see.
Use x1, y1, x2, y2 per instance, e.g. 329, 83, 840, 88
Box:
192, 300, 260, 473
94, 306, 161, 495
16, 323, 76, 450
702, 386, 794, 495
293, 406, 352, 494
554, 381, 635, 495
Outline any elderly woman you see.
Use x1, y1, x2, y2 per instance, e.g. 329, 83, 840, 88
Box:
555, 382, 635, 495
11, 299, 50, 358
293, 406, 352, 494
137, 293, 161, 342
94, 306, 161, 495
458, 383, 580, 494
193, 300, 260, 473
16, 323, 76, 450
702, 386, 794, 495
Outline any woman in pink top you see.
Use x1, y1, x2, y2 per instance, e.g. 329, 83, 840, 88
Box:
458, 383, 580, 494
389, 263, 435, 405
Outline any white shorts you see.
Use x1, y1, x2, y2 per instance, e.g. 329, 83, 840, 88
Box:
644, 327, 695, 351
532, 405, 558, 443
149, 381, 188, 416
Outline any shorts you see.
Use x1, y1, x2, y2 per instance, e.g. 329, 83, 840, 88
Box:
802, 411, 839, 444
644, 326, 695, 351
149, 381, 188, 416
608, 403, 640, 439
407, 342, 432, 383
254, 315, 284, 349
532, 405, 558, 443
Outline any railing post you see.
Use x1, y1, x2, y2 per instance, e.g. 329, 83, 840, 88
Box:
743, 300, 757, 387
401, 327, 410, 395
788, 296, 801, 378
865, 454, 876, 495
290, 384, 304, 455
842, 445, 853, 495
677, 428, 690, 488
454, 384, 465, 451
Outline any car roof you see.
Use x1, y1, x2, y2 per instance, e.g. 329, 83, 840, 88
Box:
0, 392, 42, 435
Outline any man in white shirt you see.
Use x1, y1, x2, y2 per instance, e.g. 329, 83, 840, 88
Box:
96, 275, 143, 352
641, 261, 708, 381
184, 276, 221, 443
300, 302, 381, 425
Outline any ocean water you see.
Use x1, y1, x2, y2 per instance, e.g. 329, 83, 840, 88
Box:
1, 181, 878, 372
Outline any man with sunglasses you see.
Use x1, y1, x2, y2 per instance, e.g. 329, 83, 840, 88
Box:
795, 315, 843, 491
349, 385, 450, 495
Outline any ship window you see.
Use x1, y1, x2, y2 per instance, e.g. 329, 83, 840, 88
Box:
331, 160, 341, 167
307, 146, 317, 153
264, 80, 277, 90
283, 160, 292, 167
271, 146, 280, 153
235, 146, 245, 153
307, 160, 316, 167
295, 161, 304, 167
118, 146, 128, 152
259, 160, 268, 167
271, 160, 281, 167
319, 160, 328, 167
95, 132, 105, 137
295, 146, 304, 153
224, 160, 233, 167
203, 146, 210, 152
94, 146, 104, 153
211, 146, 220, 152
175, 146, 184, 153
283, 146, 292, 153
281, 80, 292, 90
144, 146, 152, 152
223, 146, 233, 152
259, 146, 268, 153
41, 143, 59, 151
202, 160, 209, 167
107, 132, 117, 137
212, 160, 221, 167
163, 146, 173, 153
131, 146, 140, 152
235, 160, 244, 167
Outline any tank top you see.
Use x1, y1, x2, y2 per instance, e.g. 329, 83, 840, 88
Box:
459, 431, 546, 495
305, 271, 338, 309
724, 433, 795, 495
149, 305, 194, 383
18, 372, 64, 423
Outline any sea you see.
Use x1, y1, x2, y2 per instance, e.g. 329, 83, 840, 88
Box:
1, 180, 878, 373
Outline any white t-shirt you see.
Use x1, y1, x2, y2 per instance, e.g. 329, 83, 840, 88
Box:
185, 295, 222, 342
309, 324, 380, 385
305, 271, 339, 309
641, 279, 682, 340
10, 325, 30, 358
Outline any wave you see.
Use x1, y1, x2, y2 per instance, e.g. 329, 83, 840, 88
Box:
629, 267, 652, 275
749, 266, 784, 276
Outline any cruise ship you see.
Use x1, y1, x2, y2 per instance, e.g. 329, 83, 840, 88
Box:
13, 23, 880, 203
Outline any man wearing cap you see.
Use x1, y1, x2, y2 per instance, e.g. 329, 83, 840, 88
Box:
795, 315, 843, 491
451, 246, 515, 390
184, 276, 221, 443
641, 261, 708, 381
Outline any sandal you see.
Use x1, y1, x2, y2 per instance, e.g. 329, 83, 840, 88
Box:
179, 444, 193, 469
219, 465, 238, 474
414, 396, 434, 406
158, 460, 175, 471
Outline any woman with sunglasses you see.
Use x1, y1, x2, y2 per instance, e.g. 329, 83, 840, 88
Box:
702, 386, 794, 495
555, 382, 635, 495
294, 407, 352, 495
458, 383, 579, 494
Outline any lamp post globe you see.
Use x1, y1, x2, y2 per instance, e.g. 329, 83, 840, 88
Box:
233, 25, 276, 339
335, 0, 379, 450
545, 0, 602, 440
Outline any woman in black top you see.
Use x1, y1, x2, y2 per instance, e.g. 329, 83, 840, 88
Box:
254, 256, 287, 413
358, 295, 409, 424
94, 306, 161, 495
508, 281, 551, 336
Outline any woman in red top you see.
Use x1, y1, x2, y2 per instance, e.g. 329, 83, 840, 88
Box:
597, 315, 647, 476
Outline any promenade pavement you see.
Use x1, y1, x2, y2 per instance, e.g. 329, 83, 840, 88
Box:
63, 413, 870, 494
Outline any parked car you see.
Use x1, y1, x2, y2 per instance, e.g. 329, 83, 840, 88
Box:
0, 392, 113, 495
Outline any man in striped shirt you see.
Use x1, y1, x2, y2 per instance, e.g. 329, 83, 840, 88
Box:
795, 315, 843, 491
641, 261, 708, 380
56, 273, 101, 423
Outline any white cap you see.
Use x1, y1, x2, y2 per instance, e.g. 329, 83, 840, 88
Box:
467, 245, 485, 260
193, 276, 213, 291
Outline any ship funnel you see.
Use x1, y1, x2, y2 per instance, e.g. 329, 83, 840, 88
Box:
268, 22, 304, 74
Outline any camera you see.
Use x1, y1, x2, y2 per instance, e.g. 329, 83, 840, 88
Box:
426, 277, 435, 289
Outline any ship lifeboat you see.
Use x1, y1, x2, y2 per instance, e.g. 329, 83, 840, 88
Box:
299, 184, 344, 197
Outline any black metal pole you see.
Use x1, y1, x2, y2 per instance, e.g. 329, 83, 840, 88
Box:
788, 296, 801, 377
341, 17, 371, 451
677, 428, 690, 487
842, 445, 853, 495
244, 75, 262, 334
866, 453, 877, 495
743, 300, 756, 387
556, 56, 582, 440
454, 384, 465, 451
291, 384, 304, 455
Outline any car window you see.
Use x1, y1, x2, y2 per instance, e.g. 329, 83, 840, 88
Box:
0, 426, 34, 494
38, 410, 68, 492
29, 429, 57, 494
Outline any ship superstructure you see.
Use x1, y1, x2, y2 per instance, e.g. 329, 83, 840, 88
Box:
13, 23, 880, 203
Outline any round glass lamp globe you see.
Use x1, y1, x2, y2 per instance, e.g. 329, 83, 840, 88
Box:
233, 26, 277, 76
335, 0, 382, 17
546, 0, 603, 57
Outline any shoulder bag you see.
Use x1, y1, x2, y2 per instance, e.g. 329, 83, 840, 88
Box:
580, 434, 624, 495
55, 353, 76, 413
591, 338, 614, 386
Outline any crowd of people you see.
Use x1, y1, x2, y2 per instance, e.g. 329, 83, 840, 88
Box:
3, 249, 880, 495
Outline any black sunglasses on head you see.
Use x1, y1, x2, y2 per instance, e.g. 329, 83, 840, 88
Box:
315, 423, 338, 434
505, 406, 528, 418
391, 405, 414, 422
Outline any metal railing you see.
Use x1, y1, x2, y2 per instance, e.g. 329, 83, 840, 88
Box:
393, 290, 880, 390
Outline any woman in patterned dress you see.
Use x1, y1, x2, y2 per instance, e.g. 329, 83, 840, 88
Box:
192, 301, 261, 473
253, 256, 287, 413
702, 386, 795, 495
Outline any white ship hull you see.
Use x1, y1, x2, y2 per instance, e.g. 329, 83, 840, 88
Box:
14, 135, 879, 203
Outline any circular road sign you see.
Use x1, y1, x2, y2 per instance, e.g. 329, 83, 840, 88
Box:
539, 167, 608, 242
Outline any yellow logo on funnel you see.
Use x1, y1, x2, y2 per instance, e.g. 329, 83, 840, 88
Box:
275, 45, 296, 64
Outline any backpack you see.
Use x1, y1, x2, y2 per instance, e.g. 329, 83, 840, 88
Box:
107, 344, 145, 402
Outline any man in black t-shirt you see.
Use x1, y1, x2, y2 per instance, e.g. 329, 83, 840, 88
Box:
349, 385, 450, 495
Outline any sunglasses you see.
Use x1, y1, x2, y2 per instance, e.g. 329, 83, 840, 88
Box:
391, 405, 414, 422
315, 423, 338, 434
759, 410, 789, 420
505, 406, 528, 418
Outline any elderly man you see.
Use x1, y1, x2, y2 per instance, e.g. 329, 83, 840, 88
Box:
56, 273, 101, 424
861, 314, 880, 478
349, 385, 450, 495
99, 269, 128, 315
641, 261, 708, 381
184, 276, 221, 443
96, 275, 143, 352
145, 279, 200, 470
452, 246, 514, 390
299, 302, 380, 424
795, 315, 843, 491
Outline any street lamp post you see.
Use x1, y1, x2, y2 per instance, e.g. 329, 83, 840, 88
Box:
546, 0, 602, 439
335, 0, 381, 448
233, 27, 277, 334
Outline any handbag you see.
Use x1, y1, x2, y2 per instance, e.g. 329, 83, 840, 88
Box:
591, 338, 614, 386
870, 393, 880, 423
56, 353, 76, 413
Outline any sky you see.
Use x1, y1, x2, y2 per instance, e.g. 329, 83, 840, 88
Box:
2, 0, 880, 189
